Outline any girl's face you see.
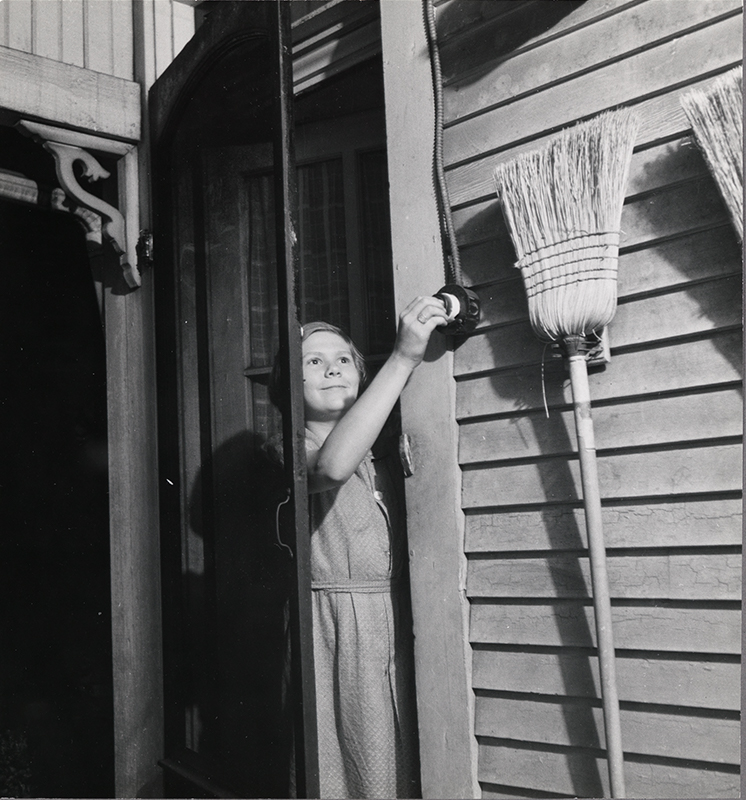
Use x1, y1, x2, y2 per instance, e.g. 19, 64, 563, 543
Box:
302, 330, 361, 422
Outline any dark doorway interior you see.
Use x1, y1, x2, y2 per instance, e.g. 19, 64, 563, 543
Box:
0, 194, 114, 798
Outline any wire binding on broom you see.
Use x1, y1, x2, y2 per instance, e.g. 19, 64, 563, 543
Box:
494, 108, 640, 343
681, 67, 743, 242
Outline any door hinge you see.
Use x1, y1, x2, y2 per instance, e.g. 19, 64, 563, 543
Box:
137, 230, 154, 272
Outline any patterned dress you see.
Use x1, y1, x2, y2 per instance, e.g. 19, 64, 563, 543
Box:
306, 428, 420, 799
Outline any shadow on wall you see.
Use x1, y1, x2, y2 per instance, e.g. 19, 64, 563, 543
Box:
434, 1, 586, 85
455, 127, 743, 796
631, 137, 743, 379
457, 198, 607, 797
185, 430, 294, 798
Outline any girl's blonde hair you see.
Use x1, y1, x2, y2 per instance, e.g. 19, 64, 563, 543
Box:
268, 321, 367, 410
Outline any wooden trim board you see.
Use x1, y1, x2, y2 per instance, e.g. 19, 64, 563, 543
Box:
0, 46, 140, 141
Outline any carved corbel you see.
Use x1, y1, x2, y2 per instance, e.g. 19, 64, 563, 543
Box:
51, 187, 104, 253
44, 141, 139, 287
16, 120, 141, 288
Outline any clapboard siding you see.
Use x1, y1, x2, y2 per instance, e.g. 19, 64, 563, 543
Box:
449, 70, 743, 210
436, 0, 742, 795
456, 331, 742, 418
464, 497, 743, 552
441, 0, 742, 124
472, 650, 741, 710
443, 12, 742, 166
0, 0, 193, 81
468, 552, 742, 601
466, 224, 740, 302
478, 743, 740, 799
469, 602, 741, 655
460, 389, 742, 463
463, 443, 742, 507
475, 696, 740, 764
453, 171, 730, 254
454, 276, 741, 375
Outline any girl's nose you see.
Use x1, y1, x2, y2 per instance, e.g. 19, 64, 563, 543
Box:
325, 362, 341, 376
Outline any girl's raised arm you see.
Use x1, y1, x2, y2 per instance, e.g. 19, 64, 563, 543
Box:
306, 295, 448, 493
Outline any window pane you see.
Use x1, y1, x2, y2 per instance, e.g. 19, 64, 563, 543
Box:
298, 159, 350, 331
358, 150, 396, 354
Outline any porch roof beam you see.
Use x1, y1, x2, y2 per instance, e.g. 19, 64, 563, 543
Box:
0, 47, 140, 142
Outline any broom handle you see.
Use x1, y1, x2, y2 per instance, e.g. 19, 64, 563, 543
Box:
568, 353, 626, 798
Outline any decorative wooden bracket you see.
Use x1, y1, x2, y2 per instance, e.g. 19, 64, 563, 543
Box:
51, 186, 104, 252
16, 120, 141, 288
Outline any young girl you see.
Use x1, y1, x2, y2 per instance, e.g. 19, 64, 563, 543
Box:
276, 295, 448, 798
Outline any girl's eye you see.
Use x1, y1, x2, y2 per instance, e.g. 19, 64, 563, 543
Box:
339, 356, 350, 364
307, 357, 321, 366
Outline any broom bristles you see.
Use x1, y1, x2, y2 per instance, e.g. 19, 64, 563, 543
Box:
494, 108, 640, 342
681, 67, 743, 241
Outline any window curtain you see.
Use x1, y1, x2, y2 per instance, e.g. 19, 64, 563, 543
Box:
246, 172, 280, 440
297, 159, 350, 331
245, 156, 389, 436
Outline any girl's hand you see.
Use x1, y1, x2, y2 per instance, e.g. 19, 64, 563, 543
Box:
305, 294, 448, 492
392, 295, 449, 367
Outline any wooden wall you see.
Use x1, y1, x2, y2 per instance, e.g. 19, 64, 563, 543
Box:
434, 0, 743, 797
0, 0, 194, 82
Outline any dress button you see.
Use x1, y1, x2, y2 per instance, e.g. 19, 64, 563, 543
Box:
373, 490, 383, 501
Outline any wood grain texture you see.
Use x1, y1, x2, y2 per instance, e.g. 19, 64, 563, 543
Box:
172, 1, 196, 58
153, 0, 176, 81
461, 443, 742, 508
469, 602, 741, 654
104, 267, 164, 798
478, 742, 740, 799
60, 0, 85, 69
434, 0, 556, 43
474, 695, 740, 764
464, 498, 743, 552
85, 0, 115, 75
1, 0, 139, 78
111, 0, 135, 80
467, 552, 742, 601
0, 48, 140, 140
471, 650, 741, 710
33, 0, 62, 62
7, 0, 32, 52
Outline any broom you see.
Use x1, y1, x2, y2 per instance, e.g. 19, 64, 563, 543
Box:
681, 67, 743, 242
494, 107, 640, 799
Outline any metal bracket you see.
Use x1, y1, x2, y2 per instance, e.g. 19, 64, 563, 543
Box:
137, 229, 154, 272
552, 327, 611, 367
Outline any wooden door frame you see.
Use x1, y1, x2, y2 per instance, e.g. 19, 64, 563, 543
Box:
0, 45, 163, 799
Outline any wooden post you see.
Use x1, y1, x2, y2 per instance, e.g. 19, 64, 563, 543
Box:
380, 2, 479, 796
